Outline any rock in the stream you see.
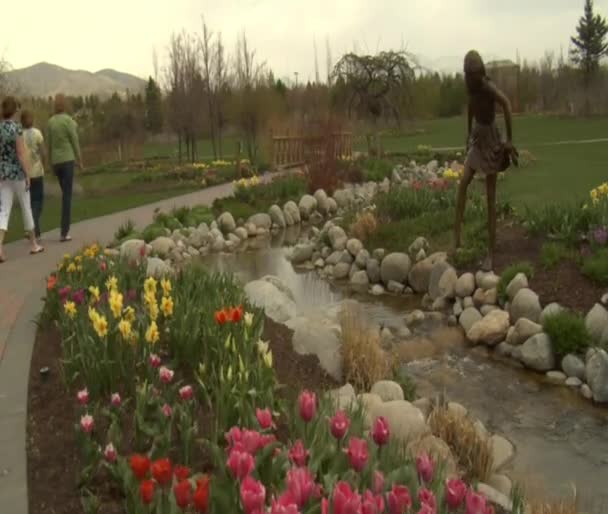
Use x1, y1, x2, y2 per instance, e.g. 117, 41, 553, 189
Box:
350, 270, 369, 289
585, 349, 608, 403
371, 284, 385, 296
407, 252, 448, 293
453, 301, 463, 317
546, 371, 567, 384
581, 384, 593, 400
455, 272, 476, 298
291, 243, 314, 264
510, 288, 542, 323
188, 227, 208, 248
244, 280, 296, 323
490, 434, 514, 472
218, 212, 236, 233
371, 380, 404, 402
496, 342, 515, 358
404, 310, 425, 326
234, 227, 249, 241
517, 333, 555, 371
328, 226, 348, 251
333, 262, 351, 280
429, 261, 453, 300
268, 205, 286, 228
247, 213, 272, 230
506, 272, 529, 300
283, 201, 301, 225
381, 253, 412, 285
298, 195, 317, 220
467, 310, 510, 346
366, 259, 381, 283
507, 318, 543, 346
459, 307, 483, 333
566, 377, 583, 388
561, 354, 586, 380
585, 304, 608, 341
387, 281, 405, 295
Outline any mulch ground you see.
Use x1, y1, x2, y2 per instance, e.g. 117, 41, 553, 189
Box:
27, 316, 337, 514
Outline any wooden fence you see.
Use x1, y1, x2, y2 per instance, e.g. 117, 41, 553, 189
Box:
271, 132, 352, 169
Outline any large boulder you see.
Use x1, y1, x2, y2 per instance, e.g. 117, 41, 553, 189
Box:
333, 189, 354, 209
234, 227, 249, 241
369, 401, 429, 444
188, 227, 209, 248
506, 318, 542, 346
585, 349, 608, 403
437, 267, 458, 299
455, 273, 476, 298
268, 205, 286, 229
585, 304, 608, 341
333, 262, 351, 280
428, 261, 453, 300
283, 201, 301, 225
328, 226, 348, 251
466, 310, 510, 346
355, 249, 370, 268
381, 253, 412, 285
146, 257, 174, 277
260, 276, 296, 302
313, 189, 330, 214
120, 239, 148, 262
490, 435, 515, 472
510, 288, 542, 323
218, 212, 236, 233
477, 271, 500, 291
150, 236, 176, 258
291, 243, 315, 264
346, 238, 364, 258
299, 195, 318, 220
506, 273, 529, 301
561, 354, 586, 380
247, 213, 272, 230
407, 434, 458, 478
286, 316, 342, 381
244, 280, 297, 323
408, 253, 448, 294
516, 333, 555, 371
370, 380, 404, 402
350, 270, 370, 289
460, 307, 483, 333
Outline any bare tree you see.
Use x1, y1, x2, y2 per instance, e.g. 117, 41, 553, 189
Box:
201, 18, 217, 158
325, 37, 333, 85
214, 32, 229, 158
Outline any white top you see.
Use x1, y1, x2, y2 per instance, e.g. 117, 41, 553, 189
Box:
22, 127, 45, 178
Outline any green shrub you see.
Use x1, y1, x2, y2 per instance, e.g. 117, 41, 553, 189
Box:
114, 219, 136, 242
361, 158, 393, 182
141, 223, 167, 243
581, 248, 608, 286
497, 262, 534, 302
540, 242, 571, 269
171, 206, 192, 225
543, 311, 590, 357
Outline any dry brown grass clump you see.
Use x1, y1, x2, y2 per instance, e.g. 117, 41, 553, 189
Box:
428, 405, 493, 482
527, 491, 579, 514
349, 210, 378, 243
339, 302, 391, 391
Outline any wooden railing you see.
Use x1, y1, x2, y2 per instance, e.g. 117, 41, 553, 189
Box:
271, 132, 352, 169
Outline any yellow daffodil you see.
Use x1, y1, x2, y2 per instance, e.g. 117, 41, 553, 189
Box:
144, 290, 156, 306
63, 253, 71, 261
244, 312, 254, 327
88, 286, 100, 303
109, 291, 124, 319
74, 255, 82, 264
263, 350, 273, 368
145, 321, 160, 344
160, 296, 174, 317
106, 276, 118, 292
160, 278, 172, 296
144, 277, 158, 296
148, 301, 159, 321
118, 319, 132, 340
88, 306, 100, 323
67, 262, 77, 273
93, 315, 109, 338
124, 306, 136, 323
64, 301, 77, 318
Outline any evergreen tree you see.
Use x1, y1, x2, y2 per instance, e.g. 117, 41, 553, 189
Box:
570, 0, 608, 85
144, 77, 163, 133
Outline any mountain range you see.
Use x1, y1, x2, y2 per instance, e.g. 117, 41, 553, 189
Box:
6, 62, 147, 98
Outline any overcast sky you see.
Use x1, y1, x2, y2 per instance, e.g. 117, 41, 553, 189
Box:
3, 0, 608, 82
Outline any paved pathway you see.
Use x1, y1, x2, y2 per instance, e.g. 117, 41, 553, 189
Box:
0, 181, 235, 514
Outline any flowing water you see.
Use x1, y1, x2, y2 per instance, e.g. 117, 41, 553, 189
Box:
201, 235, 608, 506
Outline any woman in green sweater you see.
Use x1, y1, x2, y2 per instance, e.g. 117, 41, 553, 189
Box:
47, 94, 83, 242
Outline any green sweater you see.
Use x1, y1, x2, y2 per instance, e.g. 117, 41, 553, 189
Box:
47, 113, 81, 165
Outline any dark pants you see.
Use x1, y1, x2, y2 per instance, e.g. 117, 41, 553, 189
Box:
53, 161, 74, 238
29, 177, 44, 238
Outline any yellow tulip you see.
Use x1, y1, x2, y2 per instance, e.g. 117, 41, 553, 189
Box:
106, 276, 118, 292
64, 301, 77, 318
118, 319, 133, 340
148, 302, 159, 321
88, 306, 100, 323
109, 291, 124, 319
144, 277, 158, 296
160, 278, 172, 296
88, 286, 100, 302
124, 306, 136, 323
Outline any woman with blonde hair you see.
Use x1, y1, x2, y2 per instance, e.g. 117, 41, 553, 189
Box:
0, 96, 44, 262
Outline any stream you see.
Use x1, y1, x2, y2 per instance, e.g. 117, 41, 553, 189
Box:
201, 228, 608, 507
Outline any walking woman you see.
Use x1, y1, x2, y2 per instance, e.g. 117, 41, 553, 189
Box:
21, 109, 47, 240
0, 97, 44, 262
454, 50, 518, 271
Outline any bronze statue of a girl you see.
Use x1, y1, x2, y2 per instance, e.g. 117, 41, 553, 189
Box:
454, 50, 518, 270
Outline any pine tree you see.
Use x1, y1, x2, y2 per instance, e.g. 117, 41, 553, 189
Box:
570, 0, 608, 85
144, 77, 163, 133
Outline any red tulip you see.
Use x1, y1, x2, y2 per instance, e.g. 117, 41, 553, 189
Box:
130, 454, 151, 480
227, 449, 255, 480
288, 440, 309, 467
193, 476, 211, 513
333, 481, 361, 514
418, 488, 437, 510
416, 452, 435, 483
240, 475, 266, 514
372, 471, 385, 494
345, 437, 368, 472
330, 410, 350, 440
179, 385, 194, 401
174, 465, 191, 481
215, 309, 228, 325
174, 479, 193, 510
445, 479, 467, 510
371, 416, 390, 446
140, 479, 156, 504
286, 467, 316, 508
362, 490, 385, 514
256, 408, 274, 430
387, 485, 412, 514
231, 306, 243, 322
465, 490, 488, 514
298, 390, 317, 422
151, 458, 173, 486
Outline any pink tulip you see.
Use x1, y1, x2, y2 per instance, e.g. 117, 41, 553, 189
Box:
270, 497, 300, 514
362, 490, 385, 514
288, 440, 310, 467
256, 408, 274, 430
321, 498, 329, 514
333, 481, 362, 514
162, 403, 173, 418
372, 471, 385, 494
330, 410, 351, 440
240, 475, 266, 514
80, 414, 94, 433
226, 426, 243, 448
445, 479, 467, 510
179, 385, 194, 401
418, 504, 436, 514
111, 393, 122, 407
387, 485, 412, 514
416, 452, 435, 483
345, 437, 368, 472
465, 490, 488, 514
77, 388, 89, 406
159, 366, 174, 384
104, 443, 117, 463
371, 416, 390, 446
241, 429, 264, 455
418, 488, 437, 510
298, 390, 317, 422
149, 354, 162, 368
286, 467, 316, 508
227, 449, 255, 480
